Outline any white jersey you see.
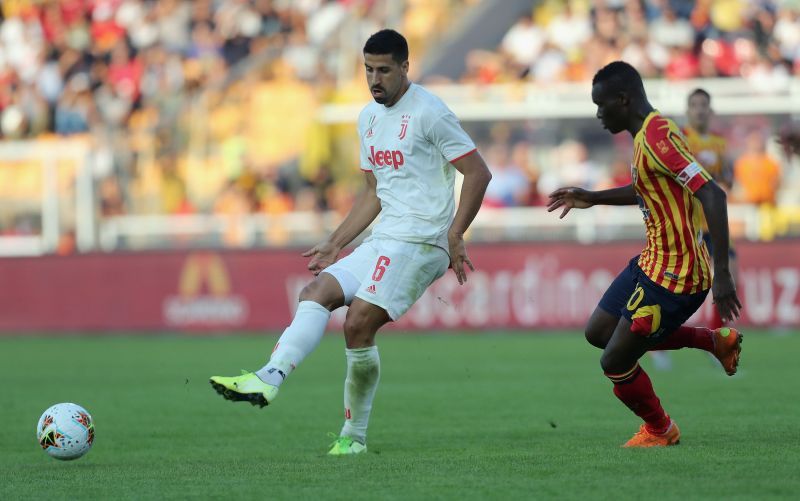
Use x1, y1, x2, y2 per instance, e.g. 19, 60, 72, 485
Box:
357, 83, 476, 252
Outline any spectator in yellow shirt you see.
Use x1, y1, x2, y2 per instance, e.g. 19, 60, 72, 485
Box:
734, 131, 781, 205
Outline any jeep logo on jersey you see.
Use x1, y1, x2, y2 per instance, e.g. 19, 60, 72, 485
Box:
368, 146, 404, 169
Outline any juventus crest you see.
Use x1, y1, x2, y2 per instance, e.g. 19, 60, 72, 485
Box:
398, 114, 410, 140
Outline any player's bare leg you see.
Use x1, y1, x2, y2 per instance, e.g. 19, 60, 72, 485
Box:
589, 305, 742, 375
209, 273, 345, 407
329, 298, 391, 455
584, 307, 619, 349
601, 318, 680, 447
585, 307, 672, 370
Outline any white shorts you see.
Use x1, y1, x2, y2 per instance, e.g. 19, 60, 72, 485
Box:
323, 238, 449, 320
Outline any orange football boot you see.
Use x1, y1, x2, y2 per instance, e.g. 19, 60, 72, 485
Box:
623, 421, 681, 448
712, 327, 743, 376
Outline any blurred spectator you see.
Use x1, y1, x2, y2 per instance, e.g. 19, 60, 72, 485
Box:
664, 46, 700, 79
509, 140, 543, 206
650, 6, 694, 49
54, 75, 94, 135
538, 140, 603, 196
501, 14, 545, 69
734, 130, 782, 205
483, 143, 530, 207
774, 8, 800, 61
530, 42, 568, 84
606, 158, 632, 188
546, 2, 592, 54
99, 177, 126, 217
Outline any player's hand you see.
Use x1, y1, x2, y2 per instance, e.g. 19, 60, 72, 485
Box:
712, 269, 742, 322
302, 240, 341, 276
547, 187, 595, 219
448, 232, 474, 285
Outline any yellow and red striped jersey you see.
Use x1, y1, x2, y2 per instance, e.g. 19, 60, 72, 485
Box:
681, 126, 729, 183
632, 111, 713, 294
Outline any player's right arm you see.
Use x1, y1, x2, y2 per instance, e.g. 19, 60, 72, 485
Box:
303, 171, 381, 275
547, 185, 637, 219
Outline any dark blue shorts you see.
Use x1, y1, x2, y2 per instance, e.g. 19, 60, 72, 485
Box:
598, 256, 709, 339
702, 232, 737, 259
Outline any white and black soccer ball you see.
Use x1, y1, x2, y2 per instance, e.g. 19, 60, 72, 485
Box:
36, 403, 95, 460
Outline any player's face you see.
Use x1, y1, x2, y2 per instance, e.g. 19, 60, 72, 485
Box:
364, 53, 408, 106
687, 94, 711, 129
592, 82, 628, 134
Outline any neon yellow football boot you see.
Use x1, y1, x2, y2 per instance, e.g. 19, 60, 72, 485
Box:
209, 371, 278, 408
327, 436, 367, 456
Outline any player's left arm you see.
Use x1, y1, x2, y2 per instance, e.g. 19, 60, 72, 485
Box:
449, 151, 492, 283
648, 122, 742, 320
426, 109, 491, 284
694, 182, 741, 321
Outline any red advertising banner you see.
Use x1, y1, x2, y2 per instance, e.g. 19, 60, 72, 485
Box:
0, 241, 798, 332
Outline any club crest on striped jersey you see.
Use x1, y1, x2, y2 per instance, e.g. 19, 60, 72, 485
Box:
398, 114, 410, 140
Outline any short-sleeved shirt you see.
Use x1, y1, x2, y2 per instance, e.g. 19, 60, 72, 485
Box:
632, 111, 713, 294
357, 83, 476, 253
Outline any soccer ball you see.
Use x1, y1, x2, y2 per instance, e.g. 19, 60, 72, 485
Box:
36, 403, 95, 460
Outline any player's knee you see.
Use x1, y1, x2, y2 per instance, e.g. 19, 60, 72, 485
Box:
600, 350, 625, 375
343, 313, 374, 348
298, 282, 319, 302
599, 352, 615, 374
298, 279, 340, 310
585, 326, 609, 349
600, 350, 636, 374
585, 309, 617, 349
343, 311, 368, 335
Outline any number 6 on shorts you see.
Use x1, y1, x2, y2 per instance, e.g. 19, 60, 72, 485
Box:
371, 256, 391, 281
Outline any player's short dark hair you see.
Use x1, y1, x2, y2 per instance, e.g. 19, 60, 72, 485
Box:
689, 88, 711, 104
592, 61, 645, 96
363, 29, 408, 64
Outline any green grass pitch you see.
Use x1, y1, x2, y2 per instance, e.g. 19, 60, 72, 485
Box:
1, 331, 798, 499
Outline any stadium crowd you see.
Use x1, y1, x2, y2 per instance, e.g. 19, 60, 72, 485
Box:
0, 0, 798, 247
482, 0, 800, 86
0, 1, 465, 223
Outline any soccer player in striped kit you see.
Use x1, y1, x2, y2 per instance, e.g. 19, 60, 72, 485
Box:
548, 62, 743, 447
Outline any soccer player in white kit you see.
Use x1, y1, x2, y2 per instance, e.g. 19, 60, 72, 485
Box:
210, 29, 492, 455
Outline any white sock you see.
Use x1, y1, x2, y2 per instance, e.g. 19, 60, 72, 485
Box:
255, 301, 330, 386
340, 346, 380, 445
